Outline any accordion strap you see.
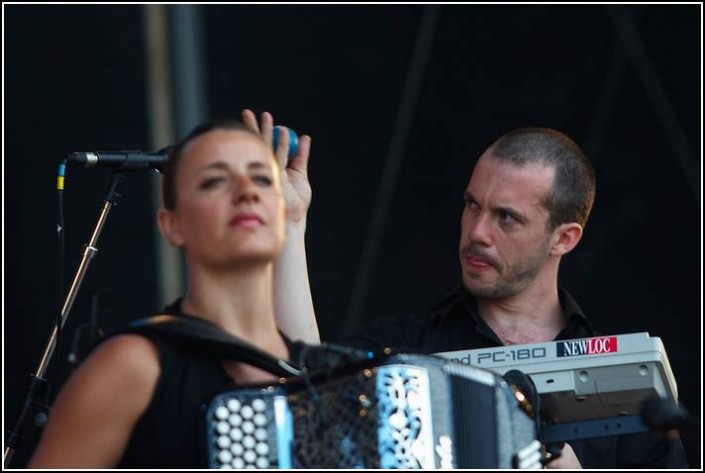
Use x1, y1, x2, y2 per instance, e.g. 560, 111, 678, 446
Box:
125, 314, 301, 378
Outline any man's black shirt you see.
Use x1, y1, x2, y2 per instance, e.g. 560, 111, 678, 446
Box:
341, 285, 688, 469
343, 285, 595, 353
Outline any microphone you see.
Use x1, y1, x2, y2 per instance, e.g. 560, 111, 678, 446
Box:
504, 369, 564, 464
66, 147, 170, 172
640, 395, 693, 433
504, 369, 540, 420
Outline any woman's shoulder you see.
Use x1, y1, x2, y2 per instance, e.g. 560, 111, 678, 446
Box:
67, 334, 163, 428
93, 333, 160, 360
27, 334, 162, 468
82, 334, 162, 387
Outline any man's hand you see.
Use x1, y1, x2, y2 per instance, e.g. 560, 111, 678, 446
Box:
544, 443, 582, 469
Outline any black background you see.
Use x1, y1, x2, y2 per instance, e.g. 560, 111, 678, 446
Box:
4, 4, 701, 467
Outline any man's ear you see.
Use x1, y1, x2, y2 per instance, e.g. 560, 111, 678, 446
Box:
157, 208, 185, 247
550, 222, 583, 256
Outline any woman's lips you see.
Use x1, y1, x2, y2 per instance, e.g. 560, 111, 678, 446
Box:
229, 214, 263, 228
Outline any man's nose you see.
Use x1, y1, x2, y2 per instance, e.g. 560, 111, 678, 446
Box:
466, 213, 493, 246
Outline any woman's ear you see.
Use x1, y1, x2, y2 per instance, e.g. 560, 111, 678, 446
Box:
550, 222, 583, 256
157, 208, 185, 247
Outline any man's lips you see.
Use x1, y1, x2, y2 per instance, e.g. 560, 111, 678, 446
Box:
462, 252, 498, 270
464, 256, 492, 268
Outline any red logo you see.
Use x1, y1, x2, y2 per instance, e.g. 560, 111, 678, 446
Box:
557, 336, 618, 357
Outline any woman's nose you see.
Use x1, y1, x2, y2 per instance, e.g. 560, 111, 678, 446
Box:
232, 176, 260, 203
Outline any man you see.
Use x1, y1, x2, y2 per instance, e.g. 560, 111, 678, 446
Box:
342, 128, 688, 469
344, 128, 595, 354
256, 111, 688, 468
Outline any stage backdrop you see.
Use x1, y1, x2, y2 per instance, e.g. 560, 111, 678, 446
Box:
4, 4, 701, 467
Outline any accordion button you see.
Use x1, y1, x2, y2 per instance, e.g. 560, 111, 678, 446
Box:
256, 458, 270, 468
230, 429, 243, 442
253, 413, 267, 426
217, 435, 231, 449
227, 399, 242, 411
229, 414, 242, 427
216, 421, 230, 434
230, 443, 244, 456
215, 406, 229, 420
255, 443, 269, 455
218, 450, 233, 464
241, 406, 254, 419
243, 450, 257, 463
252, 399, 266, 412
243, 436, 256, 449
232, 458, 245, 469
242, 421, 255, 434
254, 428, 267, 441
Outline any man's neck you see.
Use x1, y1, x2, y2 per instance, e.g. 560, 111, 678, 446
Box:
476, 284, 565, 345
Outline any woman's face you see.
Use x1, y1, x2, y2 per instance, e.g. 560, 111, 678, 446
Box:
159, 129, 285, 269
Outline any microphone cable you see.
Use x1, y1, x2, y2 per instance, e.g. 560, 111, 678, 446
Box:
67, 294, 105, 368
56, 160, 67, 363
296, 343, 377, 426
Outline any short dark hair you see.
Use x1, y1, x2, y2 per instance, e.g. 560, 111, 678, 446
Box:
489, 128, 596, 229
161, 120, 266, 210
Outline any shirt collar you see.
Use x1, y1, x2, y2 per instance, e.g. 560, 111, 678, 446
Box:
556, 288, 596, 339
456, 284, 596, 342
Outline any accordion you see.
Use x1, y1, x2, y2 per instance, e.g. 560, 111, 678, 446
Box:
204, 353, 540, 469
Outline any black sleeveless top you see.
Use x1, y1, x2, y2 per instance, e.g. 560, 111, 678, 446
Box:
115, 302, 303, 469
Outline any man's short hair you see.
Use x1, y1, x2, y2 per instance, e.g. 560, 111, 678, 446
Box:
489, 128, 596, 229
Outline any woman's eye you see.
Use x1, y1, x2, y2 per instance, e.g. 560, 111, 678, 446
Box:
200, 177, 224, 189
253, 175, 273, 186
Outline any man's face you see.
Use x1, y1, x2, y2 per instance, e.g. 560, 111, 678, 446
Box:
459, 152, 556, 299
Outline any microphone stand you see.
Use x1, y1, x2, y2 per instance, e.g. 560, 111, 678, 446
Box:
4, 172, 128, 468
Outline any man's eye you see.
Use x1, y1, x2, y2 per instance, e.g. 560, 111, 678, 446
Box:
499, 211, 515, 222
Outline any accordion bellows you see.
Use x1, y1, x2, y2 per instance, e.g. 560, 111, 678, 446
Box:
204, 353, 539, 469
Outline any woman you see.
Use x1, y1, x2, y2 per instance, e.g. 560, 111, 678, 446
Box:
28, 116, 313, 468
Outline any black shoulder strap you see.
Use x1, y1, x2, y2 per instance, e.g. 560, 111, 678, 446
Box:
125, 314, 301, 378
